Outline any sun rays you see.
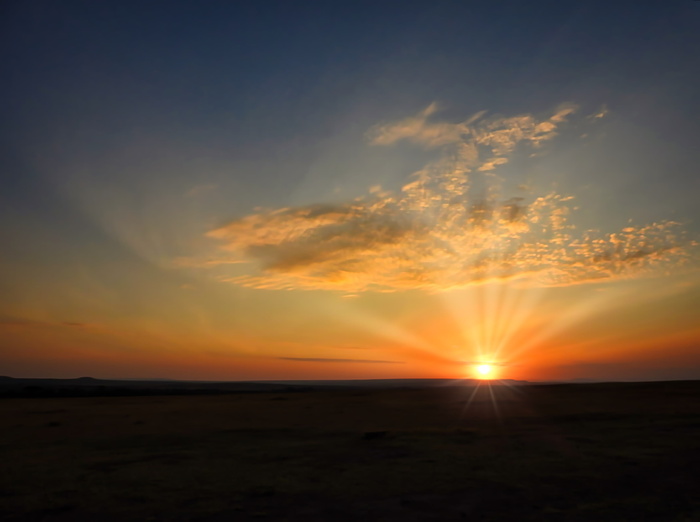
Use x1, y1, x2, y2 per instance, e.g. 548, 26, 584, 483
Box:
177, 102, 698, 383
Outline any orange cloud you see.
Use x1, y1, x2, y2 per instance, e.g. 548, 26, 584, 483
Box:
367, 102, 577, 171
277, 357, 402, 364
201, 104, 695, 293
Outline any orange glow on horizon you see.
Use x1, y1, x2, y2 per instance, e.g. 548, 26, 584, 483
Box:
2, 272, 699, 382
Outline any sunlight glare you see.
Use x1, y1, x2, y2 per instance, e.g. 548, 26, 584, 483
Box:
476, 364, 493, 378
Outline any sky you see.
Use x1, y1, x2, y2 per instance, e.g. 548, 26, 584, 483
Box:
1, 1, 699, 382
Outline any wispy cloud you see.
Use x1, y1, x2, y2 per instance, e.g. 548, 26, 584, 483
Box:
278, 357, 403, 364
367, 102, 467, 149
0, 315, 37, 327
588, 104, 609, 120
367, 102, 577, 171
186, 183, 217, 198
0, 316, 96, 329
200, 103, 695, 293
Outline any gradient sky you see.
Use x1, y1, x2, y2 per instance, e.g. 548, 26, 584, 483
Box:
2, 1, 699, 381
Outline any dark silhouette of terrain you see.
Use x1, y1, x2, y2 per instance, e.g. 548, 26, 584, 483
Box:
0, 376, 526, 398
1, 379, 698, 521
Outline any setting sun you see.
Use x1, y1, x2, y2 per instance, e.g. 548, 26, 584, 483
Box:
476, 364, 494, 379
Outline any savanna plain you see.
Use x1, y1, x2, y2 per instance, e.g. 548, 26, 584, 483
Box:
1, 380, 699, 521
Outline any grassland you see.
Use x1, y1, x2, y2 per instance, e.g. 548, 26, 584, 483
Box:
1, 381, 699, 521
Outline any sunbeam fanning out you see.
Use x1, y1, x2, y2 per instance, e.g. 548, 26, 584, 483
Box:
178, 101, 700, 383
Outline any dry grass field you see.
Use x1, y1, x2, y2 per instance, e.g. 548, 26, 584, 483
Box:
1, 381, 699, 521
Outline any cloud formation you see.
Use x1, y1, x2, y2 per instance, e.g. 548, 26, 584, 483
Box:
278, 357, 402, 364
204, 104, 694, 293
367, 102, 577, 171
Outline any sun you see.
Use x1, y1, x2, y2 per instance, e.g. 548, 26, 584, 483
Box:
476, 364, 494, 379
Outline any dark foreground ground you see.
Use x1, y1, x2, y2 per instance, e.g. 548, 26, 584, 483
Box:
1, 380, 699, 521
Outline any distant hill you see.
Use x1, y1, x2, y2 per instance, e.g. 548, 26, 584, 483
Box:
261, 378, 529, 387
0, 376, 529, 398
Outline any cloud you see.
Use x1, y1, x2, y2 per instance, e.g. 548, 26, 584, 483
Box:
367, 102, 469, 149
367, 102, 578, 172
278, 357, 403, 364
200, 103, 695, 293
0, 315, 37, 327
0, 317, 95, 329
186, 184, 217, 198
588, 104, 609, 120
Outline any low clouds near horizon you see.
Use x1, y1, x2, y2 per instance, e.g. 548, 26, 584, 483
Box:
201, 104, 695, 293
278, 357, 403, 364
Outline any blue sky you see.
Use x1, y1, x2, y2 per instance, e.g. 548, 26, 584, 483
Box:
4, 1, 699, 222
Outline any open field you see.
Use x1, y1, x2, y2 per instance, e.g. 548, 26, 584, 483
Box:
1, 381, 699, 521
